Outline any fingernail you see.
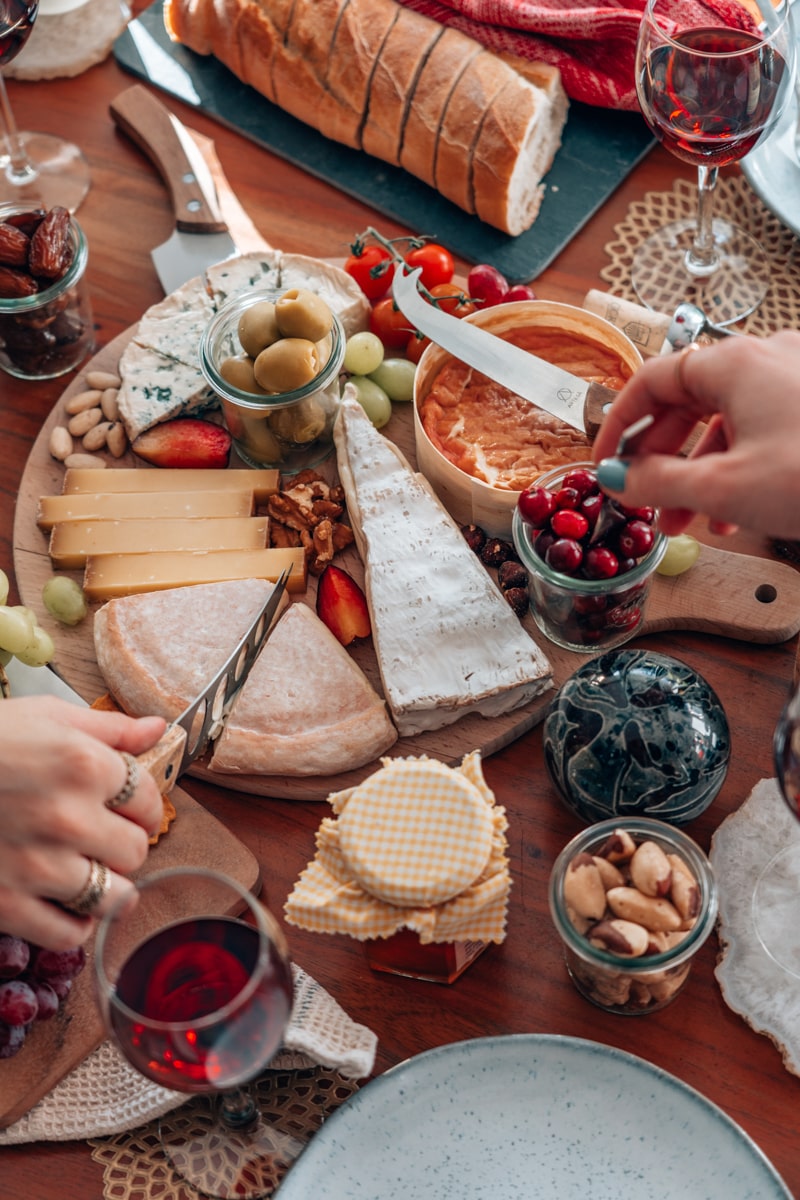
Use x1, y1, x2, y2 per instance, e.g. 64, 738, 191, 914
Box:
597, 457, 629, 493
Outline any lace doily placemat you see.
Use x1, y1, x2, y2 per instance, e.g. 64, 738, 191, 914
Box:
600, 176, 799, 336
88, 1066, 360, 1200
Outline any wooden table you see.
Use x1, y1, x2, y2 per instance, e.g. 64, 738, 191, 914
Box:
2, 18, 799, 1197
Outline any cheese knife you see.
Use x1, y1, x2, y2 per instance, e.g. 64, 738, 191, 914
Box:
109, 84, 250, 294
132, 568, 289, 794
392, 267, 617, 438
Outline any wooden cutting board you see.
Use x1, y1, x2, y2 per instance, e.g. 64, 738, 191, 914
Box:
0, 786, 260, 1130
14, 330, 800, 801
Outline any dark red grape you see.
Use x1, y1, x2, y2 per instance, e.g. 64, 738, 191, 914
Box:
0, 979, 38, 1025
31, 945, 86, 983
48, 976, 74, 1002
503, 284, 537, 302
29, 980, 59, 1021
0, 1022, 27, 1059
0, 934, 30, 979
467, 263, 509, 307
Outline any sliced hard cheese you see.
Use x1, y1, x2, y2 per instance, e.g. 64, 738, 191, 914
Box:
38, 489, 255, 529
333, 392, 552, 735
84, 547, 305, 601
62, 468, 279, 499
211, 602, 397, 777
50, 516, 268, 570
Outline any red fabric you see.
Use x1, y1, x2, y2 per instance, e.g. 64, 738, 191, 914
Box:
395, 0, 757, 109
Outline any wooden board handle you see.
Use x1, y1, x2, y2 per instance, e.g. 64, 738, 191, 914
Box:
137, 722, 186, 794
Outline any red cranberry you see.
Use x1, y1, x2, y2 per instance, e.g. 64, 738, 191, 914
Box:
562, 468, 598, 497
554, 486, 581, 511
583, 545, 619, 579
573, 594, 609, 615
580, 492, 603, 529
621, 504, 655, 523
546, 538, 584, 574
533, 529, 556, 561
551, 508, 589, 540
617, 519, 655, 558
518, 485, 556, 528
616, 556, 638, 575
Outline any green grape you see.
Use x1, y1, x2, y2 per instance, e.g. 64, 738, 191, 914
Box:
368, 357, 416, 403
0, 569, 8, 607
42, 576, 89, 626
656, 534, 701, 577
343, 331, 384, 376
15, 625, 55, 668
0, 648, 12, 668
0, 606, 36, 655
348, 376, 392, 429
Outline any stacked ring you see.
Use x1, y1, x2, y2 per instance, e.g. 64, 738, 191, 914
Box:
63, 858, 110, 916
107, 751, 139, 810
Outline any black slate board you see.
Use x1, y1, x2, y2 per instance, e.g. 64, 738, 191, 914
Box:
113, 1, 654, 283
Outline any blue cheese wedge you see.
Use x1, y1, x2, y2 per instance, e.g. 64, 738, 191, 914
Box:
117, 341, 218, 441
333, 391, 552, 735
205, 249, 282, 309
278, 252, 372, 337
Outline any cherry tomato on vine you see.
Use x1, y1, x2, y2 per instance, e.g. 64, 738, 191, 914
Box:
405, 332, 431, 364
405, 243, 455, 290
369, 297, 414, 350
428, 283, 477, 319
344, 245, 395, 300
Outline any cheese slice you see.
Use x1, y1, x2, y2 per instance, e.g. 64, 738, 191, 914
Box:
83, 547, 305, 601
38, 489, 255, 529
117, 340, 220, 441
211, 602, 398, 777
333, 392, 552, 735
93, 577, 282, 721
62, 468, 279, 499
50, 516, 268, 570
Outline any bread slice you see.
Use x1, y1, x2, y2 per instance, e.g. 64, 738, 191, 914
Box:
472, 57, 568, 235
361, 7, 444, 165
399, 26, 481, 190
272, 0, 350, 142
323, 0, 399, 149
434, 49, 512, 216
211, 602, 397, 776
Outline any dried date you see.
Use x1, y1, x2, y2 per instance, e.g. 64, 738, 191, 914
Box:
0, 265, 38, 298
0, 223, 30, 268
28, 206, 73, 280
5, 208, 45, 236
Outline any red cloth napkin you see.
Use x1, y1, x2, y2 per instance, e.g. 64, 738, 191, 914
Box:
396, 1, 758, 109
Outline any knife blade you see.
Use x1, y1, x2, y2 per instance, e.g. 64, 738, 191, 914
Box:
392, 268, 617, 438
136, 569, 290, 793
110, 84, 242, 294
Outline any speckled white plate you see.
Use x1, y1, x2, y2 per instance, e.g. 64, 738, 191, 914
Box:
741, 86, 800, 237
274, 1034, 790, 1199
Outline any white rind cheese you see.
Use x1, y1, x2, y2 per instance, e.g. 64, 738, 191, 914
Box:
333, 391, 552, 735
117, 251, 370, 442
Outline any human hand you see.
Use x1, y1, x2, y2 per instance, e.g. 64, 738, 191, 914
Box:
0, 696, 166, 949
592, 331, 800, 539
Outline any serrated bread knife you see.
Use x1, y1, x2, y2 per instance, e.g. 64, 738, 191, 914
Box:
135, 569, 289, 793
392, 267, 618, 438
110, 84, 265, 294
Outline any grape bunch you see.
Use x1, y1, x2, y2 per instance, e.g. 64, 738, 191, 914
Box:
0, 934, 86, 1059
0, 567, 54, 672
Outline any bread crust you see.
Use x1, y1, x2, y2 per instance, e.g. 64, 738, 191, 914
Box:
434, 49, 512, 216
362, 7, 443, 165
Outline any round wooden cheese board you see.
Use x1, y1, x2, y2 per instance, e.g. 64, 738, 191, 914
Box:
14, 328, 800, 803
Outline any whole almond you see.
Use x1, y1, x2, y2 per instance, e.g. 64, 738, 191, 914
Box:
82, 421, 113, 452
68, 408, 103, 437
64, 388, 102, 415
48, 425, 73, 462
106, 422, 128, 458
100, 388, 120, 421
85, 370, 121, 390
63, 452, 107, 469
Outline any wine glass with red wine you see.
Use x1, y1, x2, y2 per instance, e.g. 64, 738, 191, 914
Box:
95, 866, 298, 1200
0, 0, 90, 211
631, 0, 796, 325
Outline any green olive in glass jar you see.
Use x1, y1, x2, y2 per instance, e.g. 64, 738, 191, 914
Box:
268, 395, 326, 445
237, 300, 280, 358
219, 353, 268, 395
275, 288, 333, 342
253, 337, 321, 392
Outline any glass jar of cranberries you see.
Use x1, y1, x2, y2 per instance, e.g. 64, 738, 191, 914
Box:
511, 462, 667, 651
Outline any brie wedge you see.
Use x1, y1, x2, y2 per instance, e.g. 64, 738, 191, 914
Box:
333, 392, 552, 735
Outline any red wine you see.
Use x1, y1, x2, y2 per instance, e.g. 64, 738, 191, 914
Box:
0, 0, 38, 66
110, 916, 293, 1093
640, 28, 787, 167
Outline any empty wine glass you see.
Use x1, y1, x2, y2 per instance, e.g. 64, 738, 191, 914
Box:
0, 0, 90, 212
751, 682, 800, 978
95, 866, 299, 1200
632, 0, 796, 325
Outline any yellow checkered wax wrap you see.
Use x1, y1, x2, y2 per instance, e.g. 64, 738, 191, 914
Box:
284, 752, 512, 945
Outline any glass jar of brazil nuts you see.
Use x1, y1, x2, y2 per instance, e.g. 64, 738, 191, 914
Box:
549, 817, 717, 1014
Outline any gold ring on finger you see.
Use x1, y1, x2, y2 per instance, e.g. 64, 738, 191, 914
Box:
107, 751, 139, 810
62, 858, 111, 916
675, 342, 701, 393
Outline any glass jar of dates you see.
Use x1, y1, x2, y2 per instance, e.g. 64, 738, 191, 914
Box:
200, 288, 345, 474
0, 205, 95, 381
512, 461, 667, 652
549, 817, 717, 1015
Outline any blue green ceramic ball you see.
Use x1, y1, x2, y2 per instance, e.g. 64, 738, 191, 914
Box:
543, 649, 730, 825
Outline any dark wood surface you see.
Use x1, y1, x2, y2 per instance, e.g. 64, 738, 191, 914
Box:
2, 19, 799, 1196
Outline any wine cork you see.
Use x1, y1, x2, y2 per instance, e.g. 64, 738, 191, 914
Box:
583, 291, 672, 358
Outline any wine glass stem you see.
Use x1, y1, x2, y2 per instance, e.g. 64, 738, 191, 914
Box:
686, 164, 720, 277
0, 70, 37, 188
220, 1087, 259, 1132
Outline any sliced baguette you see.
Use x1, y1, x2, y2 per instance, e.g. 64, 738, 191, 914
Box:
272, 0, 350, 136
434, 49, 512, 216
362, 7, 444, 165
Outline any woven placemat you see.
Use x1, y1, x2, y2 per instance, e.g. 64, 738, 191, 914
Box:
600, 176, 799, 336
88, 1066, 359, 1200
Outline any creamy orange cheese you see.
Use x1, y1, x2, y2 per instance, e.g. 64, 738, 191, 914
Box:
419, 327, 633, 492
